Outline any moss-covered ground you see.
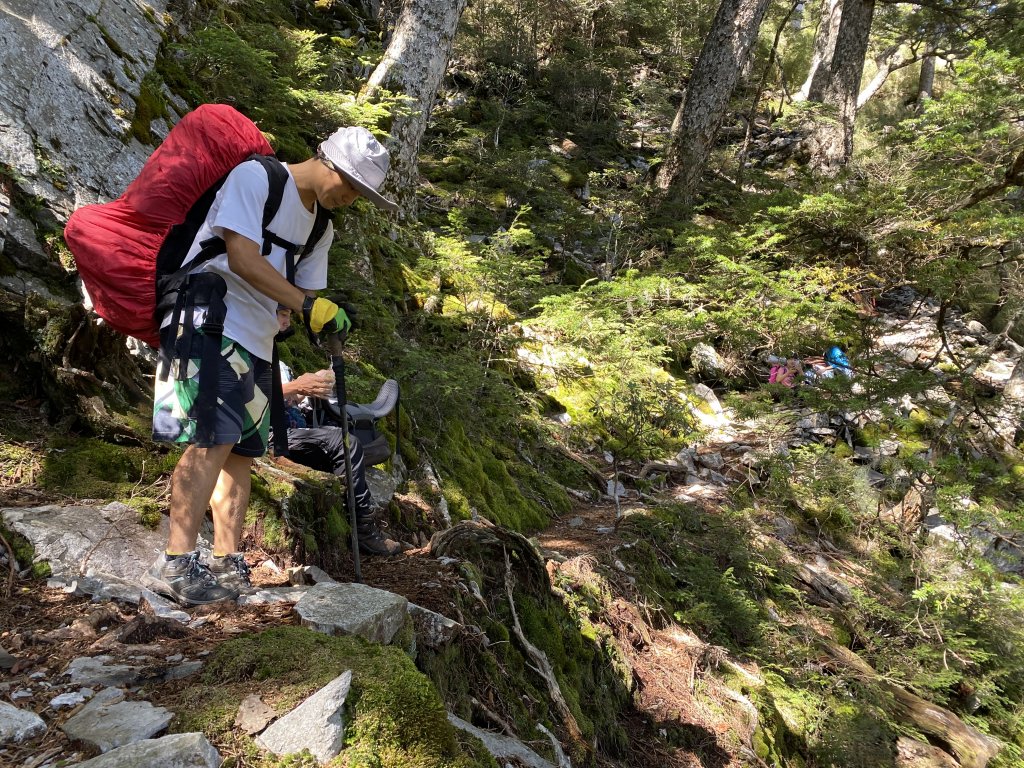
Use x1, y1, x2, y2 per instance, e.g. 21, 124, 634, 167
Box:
159, 626, 497, 768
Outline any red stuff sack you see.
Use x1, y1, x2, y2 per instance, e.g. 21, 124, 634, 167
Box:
64, 104, 273, 347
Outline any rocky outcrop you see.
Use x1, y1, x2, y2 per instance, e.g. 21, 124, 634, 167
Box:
0, 0, 169, 215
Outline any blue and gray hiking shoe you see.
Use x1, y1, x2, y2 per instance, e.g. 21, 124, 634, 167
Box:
141, 551, 238, 606
208, 553, 254, 596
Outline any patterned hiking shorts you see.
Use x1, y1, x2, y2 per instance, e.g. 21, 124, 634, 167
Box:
153, 329, 272, 457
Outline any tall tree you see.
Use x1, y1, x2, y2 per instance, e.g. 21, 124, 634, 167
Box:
916, 46, 937, 111
795, 0, 842, 101
804, 0, 875, 174
655, 0, 773, 203
360, 0, 470, 218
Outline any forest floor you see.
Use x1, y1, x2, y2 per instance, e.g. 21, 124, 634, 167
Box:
0, 411, 754, 768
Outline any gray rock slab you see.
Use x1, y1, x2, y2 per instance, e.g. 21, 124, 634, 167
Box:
49, 573, 142, 605
1, 503, 168, 585
163, 661, 204, 681
408, 603, 462, 650
0, 700, 46, 744
70, 732, 222, 768
448, 713, 554, 768
0, 0, 169, 208
0, 647, 15, 669
64, 656, 148, 688
294, 583, 408, 644
63, 689, 173, 753
256, 671, 352, 763
238, 586, 311, 606
140, 589, 192, 622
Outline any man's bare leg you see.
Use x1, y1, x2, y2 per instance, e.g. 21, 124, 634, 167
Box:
207, 451, 255, 593
167, 443, 235, 554
210, 451, 253, 556
144, 442, 238, 605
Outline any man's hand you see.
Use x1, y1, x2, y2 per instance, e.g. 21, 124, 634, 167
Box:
304, 297, 352, 334
283, 369, 336, 400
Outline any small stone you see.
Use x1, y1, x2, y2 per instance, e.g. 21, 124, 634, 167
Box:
0, 700, 46, 744
567, 516, 584, 528
235, 694, 276, 735
50, 689, 94, 709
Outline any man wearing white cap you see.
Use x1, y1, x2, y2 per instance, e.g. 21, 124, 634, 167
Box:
145, 125, 398, 606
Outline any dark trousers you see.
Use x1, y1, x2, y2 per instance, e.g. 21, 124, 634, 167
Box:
285, 427, 373, 520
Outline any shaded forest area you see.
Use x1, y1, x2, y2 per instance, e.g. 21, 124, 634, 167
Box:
1, 0, 1023, 765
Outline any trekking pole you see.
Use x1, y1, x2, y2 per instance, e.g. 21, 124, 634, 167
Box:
324, 331, 362, 584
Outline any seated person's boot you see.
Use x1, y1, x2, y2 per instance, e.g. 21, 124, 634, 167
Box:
356, 513, 402, 556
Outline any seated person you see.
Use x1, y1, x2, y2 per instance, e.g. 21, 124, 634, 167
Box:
275, 308, 401, 556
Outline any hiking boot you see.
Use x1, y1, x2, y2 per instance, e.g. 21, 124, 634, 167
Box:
141, 551, 238, 606
356, 518, 402, 556
208, 553, 254, 596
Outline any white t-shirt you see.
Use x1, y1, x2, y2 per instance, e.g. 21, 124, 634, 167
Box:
172, 160, 332, 362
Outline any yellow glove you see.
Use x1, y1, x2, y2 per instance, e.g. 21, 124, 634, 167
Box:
304, 297, 352, 334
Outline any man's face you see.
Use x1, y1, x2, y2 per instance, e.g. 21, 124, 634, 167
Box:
320, 160, 363, 209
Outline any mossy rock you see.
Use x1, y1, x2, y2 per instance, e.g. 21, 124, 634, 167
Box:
166, 625, 497, 768
250, 459, 350, 573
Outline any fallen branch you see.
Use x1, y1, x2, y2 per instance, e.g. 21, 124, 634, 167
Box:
503, 547, 585, 749
816, 637, 1002, 768
551, 442, 607, 490
0, 528, 16, 598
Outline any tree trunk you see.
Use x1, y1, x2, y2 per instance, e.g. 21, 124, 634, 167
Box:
795, 0, 843, 102
916, 48, 937, 112
856, 44, 905, 109
818, 639, 1003, 768
360, 0, 470, 219
655, 0, 773, 203
806, 0, 875, 175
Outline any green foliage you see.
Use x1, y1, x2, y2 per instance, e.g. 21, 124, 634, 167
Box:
619, 503, 774, 649
765, 444, 877, 536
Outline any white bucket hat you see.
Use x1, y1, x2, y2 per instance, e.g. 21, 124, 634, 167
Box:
318, 126, 399, 213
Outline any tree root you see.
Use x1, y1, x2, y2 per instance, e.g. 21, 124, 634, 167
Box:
503, 546, 587, 755
0, 528, 16, 598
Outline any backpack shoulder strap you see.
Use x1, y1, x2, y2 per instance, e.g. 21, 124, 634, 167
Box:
302, 203, 332, 258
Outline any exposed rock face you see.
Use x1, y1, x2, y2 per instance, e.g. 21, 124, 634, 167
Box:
0, 0, 169, 214
1, 502, 169, 585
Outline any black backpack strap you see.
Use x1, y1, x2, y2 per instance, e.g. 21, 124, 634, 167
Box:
303, 203, 332, 257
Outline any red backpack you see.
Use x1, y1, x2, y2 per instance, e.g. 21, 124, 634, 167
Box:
64, 103, 328, 347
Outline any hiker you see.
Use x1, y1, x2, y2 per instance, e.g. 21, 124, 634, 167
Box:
144, 126, 399, 606
274, 308, 401, 557
767, 346, 854, 387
